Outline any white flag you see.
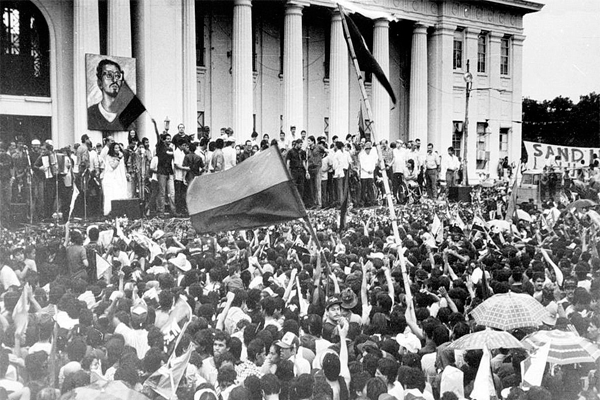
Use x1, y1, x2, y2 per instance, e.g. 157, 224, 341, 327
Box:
68, 184, 80, 220
96, 252, 112, 279
470, 345, 495, 400
522, 342, 550, 389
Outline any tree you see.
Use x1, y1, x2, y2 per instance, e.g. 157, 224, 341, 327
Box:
522, 92, 600, 147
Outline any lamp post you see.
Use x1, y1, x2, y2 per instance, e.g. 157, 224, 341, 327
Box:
463, 60, 473, 187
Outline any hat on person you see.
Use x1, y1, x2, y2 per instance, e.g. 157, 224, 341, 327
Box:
396, 332, 421, 353
152, 230, 165, 241
341, 288, 358, 310
44, 139, 53, 146
275, 332, 299, 349
168, 253, 191, 272
326, 295, 343, 310
31, 139, 41, 146
263, 263, 274, 274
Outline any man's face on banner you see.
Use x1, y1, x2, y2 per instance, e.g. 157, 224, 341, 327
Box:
99, 63, 123, 98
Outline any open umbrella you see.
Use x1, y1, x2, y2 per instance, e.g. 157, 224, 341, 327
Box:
564, 199, 597, 212
447, 328, 524, 351
60, 380, 151, 400
470, 292, 549, 331
522, 329, 600, 365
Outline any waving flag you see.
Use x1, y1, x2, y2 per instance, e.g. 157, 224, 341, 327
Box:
96, 252, 112, 279
187, 146, 307, 234
68, 184, 79, 220
112, 80, 146, 129
339, 5, 396, 105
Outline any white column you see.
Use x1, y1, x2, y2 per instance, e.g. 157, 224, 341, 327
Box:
183, 0, 198, 140
409, 23, 428, 142
511, 35, 525, 165
73, 0, 100, 146
329, 10, 348, 142
372, 18, 390, 143
232, 0, 253, 141
283, 3, 304, 135
107, 0, 132, 57
428, 23, 455, 151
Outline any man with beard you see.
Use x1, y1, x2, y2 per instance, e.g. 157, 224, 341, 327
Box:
87, 59, 128, 131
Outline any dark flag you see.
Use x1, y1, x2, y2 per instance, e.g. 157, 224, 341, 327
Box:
112, 80, 146, 129
187, 146, 307, 234
338, 190, 349, 234
358, 106, 366, 139
339, 5, 397, 105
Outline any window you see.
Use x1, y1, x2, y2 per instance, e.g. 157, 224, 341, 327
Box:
499, 127, 510, 158
252, 12, 257, 72
500, 36, 510, 75
477, 33, 487, 73
0, 1, 50, 96
476, 122, 489, 169
195, 7, 205, 67
452, 129, 463, 159
453, 29, 463, 70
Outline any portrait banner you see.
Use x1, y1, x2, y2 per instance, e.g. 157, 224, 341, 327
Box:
85, 54, 144, 132
523, 141, 600, 170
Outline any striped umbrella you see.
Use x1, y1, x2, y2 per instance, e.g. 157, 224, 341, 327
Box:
447, 328, 524, 351
470, 292, 549, 331
522, 329, 600, 365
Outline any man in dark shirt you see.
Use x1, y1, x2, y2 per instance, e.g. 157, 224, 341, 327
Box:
156, 131, 175, 215
306, 136, 327, 209
286, 140, 308, 202
183, 142, 204, 184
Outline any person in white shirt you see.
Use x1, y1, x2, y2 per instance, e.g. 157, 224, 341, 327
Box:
423, 143, 441, 199
358, 141, 379, 207
443, 147, 461, 188
222, 138, 237, 171
332, 142, 350, 208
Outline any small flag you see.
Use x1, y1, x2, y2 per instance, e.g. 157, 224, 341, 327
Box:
358, 106, 366, 139
521, 342, 550, 389
96, 252, 112, 279
145, 343, 192, 399
187, 146, 307, 234
470, 345, 495, 400
112, 80, 146, 129
68, 184, 80, 220
432, 214, 443, 244
13, 284, 30, 336
505, 178, 518, 222
541, 248, 563, 287
338, 5, 397, 105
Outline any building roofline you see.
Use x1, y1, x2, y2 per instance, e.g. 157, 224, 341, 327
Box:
482, 0, 544, 14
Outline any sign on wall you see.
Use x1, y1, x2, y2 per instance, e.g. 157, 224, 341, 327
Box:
86, 54, 138, 132
524, 141, 600, 170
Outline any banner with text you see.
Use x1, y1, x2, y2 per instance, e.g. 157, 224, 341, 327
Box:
524, 141, 600, 170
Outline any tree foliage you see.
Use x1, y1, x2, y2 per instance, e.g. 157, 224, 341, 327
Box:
522, 92, 600, 147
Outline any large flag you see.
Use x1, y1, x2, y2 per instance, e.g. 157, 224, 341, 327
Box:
338, 5, 397, 105
358, 106, 366, 139
187, 146, 307, 234
112, 80, 146, 129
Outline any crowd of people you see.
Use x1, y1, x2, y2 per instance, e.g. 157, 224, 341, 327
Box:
0, 167, 599, 400
0, 125, 518, 226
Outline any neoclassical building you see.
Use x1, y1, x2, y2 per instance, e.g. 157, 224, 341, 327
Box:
0, 0, 542, 178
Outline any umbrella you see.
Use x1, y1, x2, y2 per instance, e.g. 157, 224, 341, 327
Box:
522, 329, 600, 365
516, 209, 532, 222
447, 328, 524, 351
564, 199, 597, 212
60, 380, 151, 400
470, 292, 549, 331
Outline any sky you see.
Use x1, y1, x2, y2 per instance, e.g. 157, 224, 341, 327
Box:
522, 0, 600, 103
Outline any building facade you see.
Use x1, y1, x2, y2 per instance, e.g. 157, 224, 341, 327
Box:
0, 0, 542, 179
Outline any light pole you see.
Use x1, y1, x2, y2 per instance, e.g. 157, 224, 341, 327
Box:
463, 60, 473, 187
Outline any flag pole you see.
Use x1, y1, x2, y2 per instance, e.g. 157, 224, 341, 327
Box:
338, 4, 413, 306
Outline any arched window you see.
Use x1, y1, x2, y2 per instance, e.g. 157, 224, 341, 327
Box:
0, 1, 50, 96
